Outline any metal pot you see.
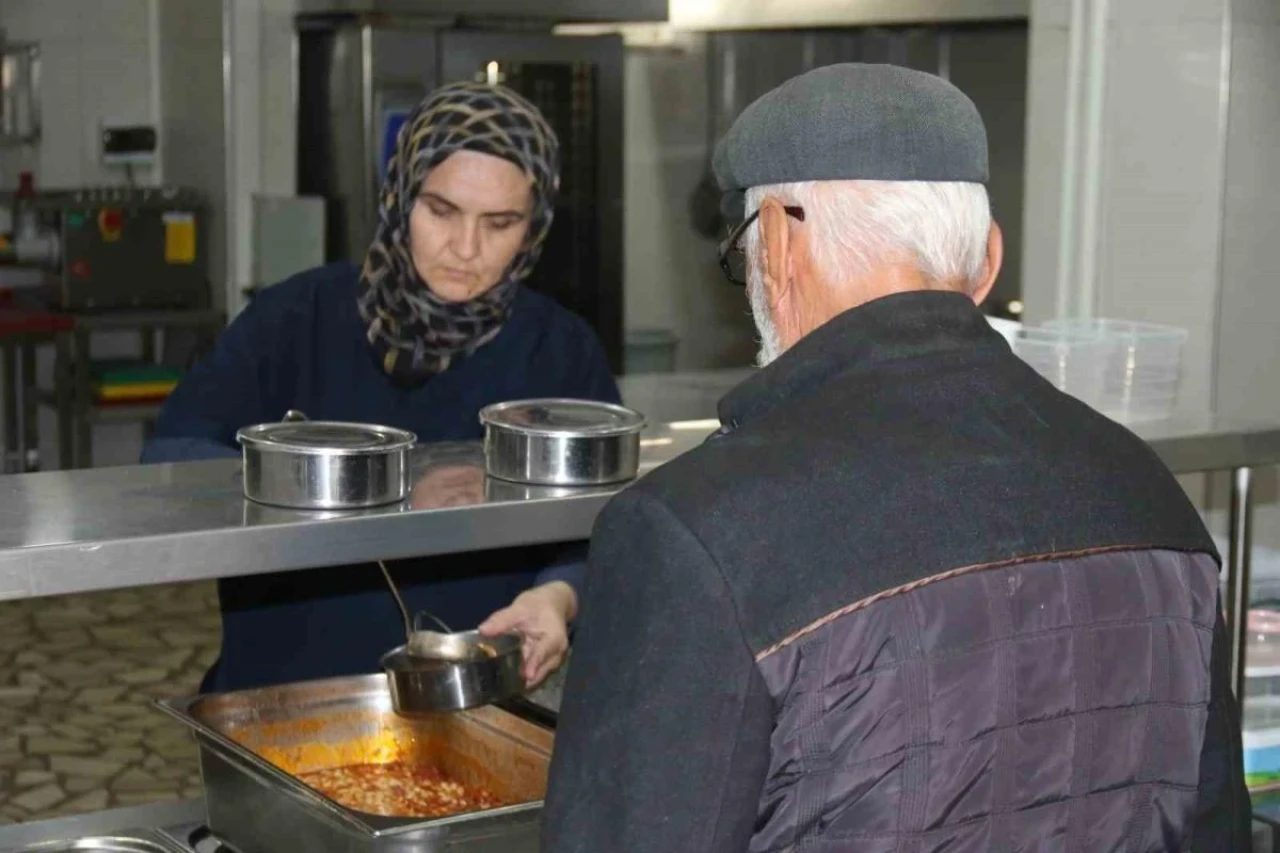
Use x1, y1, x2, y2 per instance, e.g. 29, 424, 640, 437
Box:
479, 398, 646, 486
237, 413, 416, 509
381, 630, 525, 716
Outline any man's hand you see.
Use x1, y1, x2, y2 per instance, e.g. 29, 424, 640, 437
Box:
479, 581, 578, 687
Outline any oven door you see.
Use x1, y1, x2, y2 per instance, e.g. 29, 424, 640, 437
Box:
439, 32, 625, 373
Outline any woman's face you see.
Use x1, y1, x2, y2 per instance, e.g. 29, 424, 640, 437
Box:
408, 149, 534, 302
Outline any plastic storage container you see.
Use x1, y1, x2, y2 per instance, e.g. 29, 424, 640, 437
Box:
1040, 318, 1187, 423
1009, 327, 1108, 410
984, 315, 1022, 347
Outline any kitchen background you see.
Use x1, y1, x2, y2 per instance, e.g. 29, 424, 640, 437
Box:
0, 0, 1278, 827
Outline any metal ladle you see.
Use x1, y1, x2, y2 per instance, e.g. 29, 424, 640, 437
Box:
376, 561, 527, 715
376, 560, 461, 658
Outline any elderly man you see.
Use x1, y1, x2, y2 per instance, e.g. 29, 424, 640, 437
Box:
542, 64, 1249, 852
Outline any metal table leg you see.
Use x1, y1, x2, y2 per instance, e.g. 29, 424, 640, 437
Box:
73, 328, 92, 469
2, 341, 17, 474
140, 325, 155, 364
20, 338, 39, 472
1227, 466, 1254, 701
54, 331, 73, 470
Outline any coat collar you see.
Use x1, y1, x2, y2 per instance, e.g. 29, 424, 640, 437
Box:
718, 290, 1006, 430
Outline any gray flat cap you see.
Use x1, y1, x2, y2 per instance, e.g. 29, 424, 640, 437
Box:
713, 63, 989, 220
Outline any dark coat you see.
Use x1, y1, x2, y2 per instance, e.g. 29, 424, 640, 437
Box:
141, 263, 618, 690
544, 291, 1249, 852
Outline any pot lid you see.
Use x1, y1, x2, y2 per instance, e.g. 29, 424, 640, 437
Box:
479, 399, 646, 437
237, 421, 416, 454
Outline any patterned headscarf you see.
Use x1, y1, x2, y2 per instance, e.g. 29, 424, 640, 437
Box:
357, 82, 560, 384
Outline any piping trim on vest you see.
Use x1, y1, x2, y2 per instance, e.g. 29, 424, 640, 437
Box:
754, 544, 1177, 662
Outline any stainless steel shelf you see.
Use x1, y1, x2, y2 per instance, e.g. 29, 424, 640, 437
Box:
0, 410, 1276, 605
1132, 415, 1280, 475
613, 370, 1280, 475
0, 799, 205, 851
0, 428, 707, 603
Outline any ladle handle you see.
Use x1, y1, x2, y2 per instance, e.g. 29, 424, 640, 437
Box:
378, 560, 413, 642
413, 609, 454, 634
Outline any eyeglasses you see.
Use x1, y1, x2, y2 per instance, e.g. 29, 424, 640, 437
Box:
717, 205, 806, 287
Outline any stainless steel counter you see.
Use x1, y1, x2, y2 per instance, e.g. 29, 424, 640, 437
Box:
0, 414, 1278, 604
0, 796, 1271, 853
0, 799, 205, 850
1, 390, 1279, 849
0, 427, 709, 602
1122, 414, 1280, 474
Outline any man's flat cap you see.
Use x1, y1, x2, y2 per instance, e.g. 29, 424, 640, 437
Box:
713, 63, 989, 220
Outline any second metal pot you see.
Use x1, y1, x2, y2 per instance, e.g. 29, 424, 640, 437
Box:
382, 630, 525, 716
479, 399, 646, 486
237, 417, 417, 510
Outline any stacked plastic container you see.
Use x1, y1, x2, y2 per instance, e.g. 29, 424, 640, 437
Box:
1008, 327, 1108, 410
1009, 318, 1188, 424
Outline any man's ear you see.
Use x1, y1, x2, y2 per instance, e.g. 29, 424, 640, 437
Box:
758, 197, 793, 307
971, 221, 1003, 306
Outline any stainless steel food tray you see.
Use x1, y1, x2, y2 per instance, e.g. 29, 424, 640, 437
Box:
156, 674, 553, 853
2, 835, 188, 853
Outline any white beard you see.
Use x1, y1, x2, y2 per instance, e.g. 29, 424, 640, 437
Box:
747, 259, 783, 368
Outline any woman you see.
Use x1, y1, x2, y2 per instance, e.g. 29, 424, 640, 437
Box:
142, 82, 617, 692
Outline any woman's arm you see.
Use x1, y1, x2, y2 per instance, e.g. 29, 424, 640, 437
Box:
533, 542, 588, 600
140, 437, 240, 463
142, 283, 302, 464
478, 313, 620, 683
572, 323, 622, 405
479, 576, 578, 687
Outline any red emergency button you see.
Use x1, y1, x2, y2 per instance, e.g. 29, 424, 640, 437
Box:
71, 260, 90, 280
98, 208, 124, 242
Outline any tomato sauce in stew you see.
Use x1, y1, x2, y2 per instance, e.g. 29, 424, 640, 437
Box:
298, 762, 503, 818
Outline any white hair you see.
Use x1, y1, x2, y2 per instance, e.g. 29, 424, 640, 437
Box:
743, 180, 992, 290
746, 259, 783, 367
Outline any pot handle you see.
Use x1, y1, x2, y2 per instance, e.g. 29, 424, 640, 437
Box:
282, 409, 308, 423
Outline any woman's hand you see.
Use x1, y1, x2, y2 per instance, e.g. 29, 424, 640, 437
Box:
479, 581, 577, 688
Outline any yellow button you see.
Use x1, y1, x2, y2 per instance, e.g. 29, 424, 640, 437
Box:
163, 212, 196, 264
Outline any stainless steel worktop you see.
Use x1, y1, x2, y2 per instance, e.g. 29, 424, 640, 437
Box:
1124, 414, 1280, 474
0, 800, 205, 851
2, 790, 1271, 853
0, 425, 710, 602
0, 401, 1279, 851
0, 408, 1277, 604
